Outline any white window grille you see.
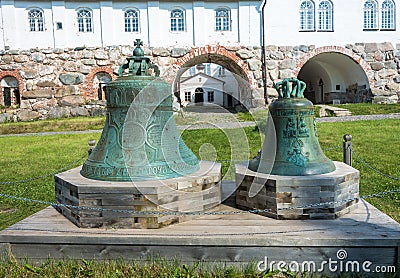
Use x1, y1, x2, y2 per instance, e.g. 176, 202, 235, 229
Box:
170, 9, 185, 32
215, 8, 230, 31
125, 9, 139, 32
77, 8, 93, 32
381, 0, 395, 30
318, 1, 333, 31
364, 0, 378, 30
28, 9, 44, 32
300, 1, 315, 31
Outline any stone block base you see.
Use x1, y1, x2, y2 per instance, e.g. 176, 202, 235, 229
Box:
235, 161, 359, 220
55, 161, 221, 228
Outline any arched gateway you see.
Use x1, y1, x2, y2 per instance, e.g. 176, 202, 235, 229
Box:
295, 46, 373, 104
162, 45, 264, 109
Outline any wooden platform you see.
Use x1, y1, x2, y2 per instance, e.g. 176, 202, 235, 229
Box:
0, 184, 399, 275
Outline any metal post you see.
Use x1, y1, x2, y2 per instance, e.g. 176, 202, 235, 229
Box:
88, 139, 96, 156
343, 134, 352, 166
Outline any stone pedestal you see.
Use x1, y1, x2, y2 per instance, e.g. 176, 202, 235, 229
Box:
55, 161, 221, 228
235, 161, 359, 220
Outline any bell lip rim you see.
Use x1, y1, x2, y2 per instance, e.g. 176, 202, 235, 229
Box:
247, 161, 336, 176
79, 165, 201, 182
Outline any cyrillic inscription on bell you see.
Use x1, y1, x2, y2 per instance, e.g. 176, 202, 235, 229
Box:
236, 77, 359, 220
249, 77, 335, 176
55, 40, 221, 229
80, 39, 199, 181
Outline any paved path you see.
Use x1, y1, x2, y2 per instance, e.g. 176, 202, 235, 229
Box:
1, 113, 400, 137
315, 113, 400, 122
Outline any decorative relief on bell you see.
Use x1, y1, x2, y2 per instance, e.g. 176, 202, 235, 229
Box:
248, 77, 335, 176
80, 40, 199, 181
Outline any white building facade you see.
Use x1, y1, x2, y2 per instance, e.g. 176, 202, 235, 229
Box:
179, 63, 241, 108
0, 0, 262, 50
0, 0, 399, 118
265, 0, 400, 47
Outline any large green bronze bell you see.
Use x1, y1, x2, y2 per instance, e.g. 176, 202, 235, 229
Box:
249, 78, 335, 176
81, 39, 199, 181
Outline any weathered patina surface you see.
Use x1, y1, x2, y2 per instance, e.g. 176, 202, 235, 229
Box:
249, 77, 335, 176
81, 40, 199, 181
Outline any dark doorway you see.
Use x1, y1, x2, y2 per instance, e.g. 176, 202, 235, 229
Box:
3, 87, 11, 106
13, 89, 20, 106
227, 94, 233, 107
194, 88, 204, 104
98, 83, 107, 100
94, 72, 112, 100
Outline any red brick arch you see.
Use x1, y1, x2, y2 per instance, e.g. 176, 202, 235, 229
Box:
0, 70, 24, 97
165, 45, 256, 87
294, 46, 374, 88
82, 66, 116, 99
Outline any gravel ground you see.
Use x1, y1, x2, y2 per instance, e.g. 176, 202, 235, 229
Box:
1, 113, 400, 137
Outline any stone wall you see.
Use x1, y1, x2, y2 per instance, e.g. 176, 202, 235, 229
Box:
0, 42, 399, 123
0, 45, 263, 122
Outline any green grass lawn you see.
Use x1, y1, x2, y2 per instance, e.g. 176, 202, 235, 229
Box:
0, 119, 399, 277
0, 258, 289, 278
318, 119, 400, 222
333, 103, 400, 115
0, 116, 106, 135
0, 119, 399, 228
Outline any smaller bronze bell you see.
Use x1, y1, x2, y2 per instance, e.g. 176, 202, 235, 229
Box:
249, 78, 335, 176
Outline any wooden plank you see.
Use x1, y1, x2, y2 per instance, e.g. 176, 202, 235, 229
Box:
9, 244, 398, 271
0, 243, 10, 261
1, 199, 399, 268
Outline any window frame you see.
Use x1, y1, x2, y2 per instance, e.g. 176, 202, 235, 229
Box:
189, 66, 196, 76
28, 8, 44, 32
299, 0, 315, 32
215, 8, 231, 31
184, 91, 191, 102
207, 91, 214, 103
317, 1, 333, 32
77, 8, 93, 33
363, 0, 378, 30
218, 66, 225, 77
124, 8, 140, 33
170, 8, 185, 32
381, 0, 396, 30
204, 64, 211, 75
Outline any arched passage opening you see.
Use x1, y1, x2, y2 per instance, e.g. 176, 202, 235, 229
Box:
83, 66, 115, 99
0, 76, 20, 107
171, 50, 254, 110
298, 52, 371, 104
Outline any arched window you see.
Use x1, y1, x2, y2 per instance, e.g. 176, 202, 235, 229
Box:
364, 0, 378, 30
28, 9, 44, 32
215, 8, 230, 31
124, 9, 139, 32
300, 1, 315, 31
382, 0, 395, 30
77, 8, 93, 33
170, 9, 185, 32
318, 1, 333, 31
